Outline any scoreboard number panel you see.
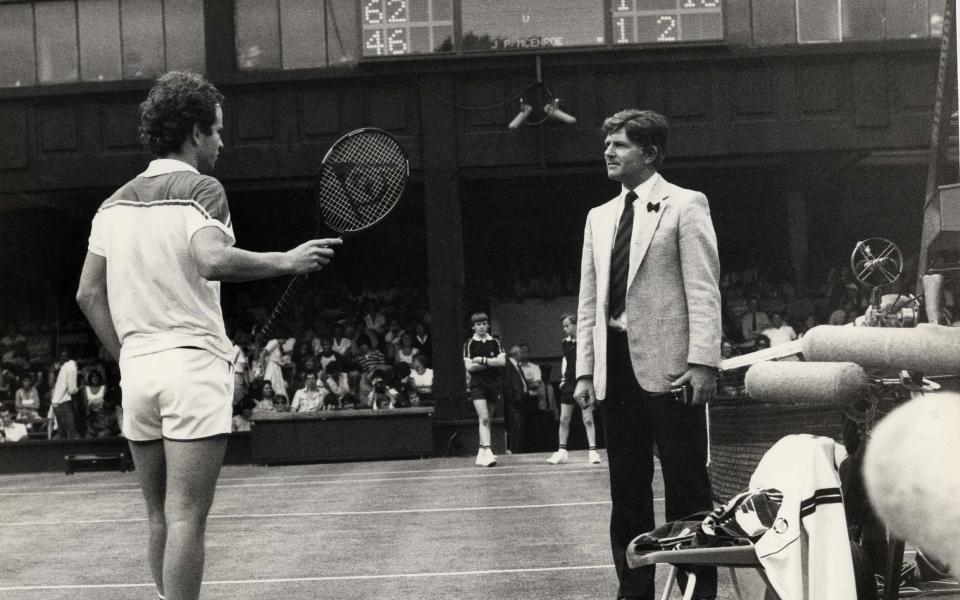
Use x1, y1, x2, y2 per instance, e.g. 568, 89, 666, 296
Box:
362, 0, 454, 57
613, 0, 723, 44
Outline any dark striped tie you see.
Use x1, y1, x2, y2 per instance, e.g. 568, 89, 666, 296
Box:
609, 191, 637, 320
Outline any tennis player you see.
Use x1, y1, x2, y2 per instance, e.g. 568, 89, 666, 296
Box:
76, 71, 341, 600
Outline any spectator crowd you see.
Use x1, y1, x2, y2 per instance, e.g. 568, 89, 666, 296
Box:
4, 259, 958, 443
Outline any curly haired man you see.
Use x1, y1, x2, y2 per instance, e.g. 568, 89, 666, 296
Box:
77, 72, 341, 600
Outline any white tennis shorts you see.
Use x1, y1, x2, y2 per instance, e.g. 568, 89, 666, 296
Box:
121, 347, 234, 442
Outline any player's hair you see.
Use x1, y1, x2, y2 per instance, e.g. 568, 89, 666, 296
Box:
139, 71, 224, 157
601, 109, 668, 170
470, 312, 490, 324
561, 313, 577, 325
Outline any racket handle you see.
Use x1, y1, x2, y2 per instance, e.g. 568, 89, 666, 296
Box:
258, 274, 307, 340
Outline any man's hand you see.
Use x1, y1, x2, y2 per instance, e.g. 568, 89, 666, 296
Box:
669, 365, 717, 406
285, 238, 342, 275
574, 378, 597, 409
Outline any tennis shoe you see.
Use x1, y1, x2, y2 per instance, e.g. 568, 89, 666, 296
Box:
547, 449, 569, 464
479, 448, 497, 467
589, 450, 602, 464
475, 449, 485, 466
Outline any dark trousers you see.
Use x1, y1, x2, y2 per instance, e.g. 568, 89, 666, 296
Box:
601, 328, 716, 600
53, 401, 78, 439
504, 400, 525, 453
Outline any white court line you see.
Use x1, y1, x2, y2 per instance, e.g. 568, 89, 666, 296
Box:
0, 462, 615, 492
0, 467, 607, 497
0, 564, 616, 592
0, 499, 625, 527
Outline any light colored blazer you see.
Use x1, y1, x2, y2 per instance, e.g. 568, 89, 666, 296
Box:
575, 176, 721, 399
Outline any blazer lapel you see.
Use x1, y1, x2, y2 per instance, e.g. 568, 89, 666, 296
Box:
628, 177, 670, 289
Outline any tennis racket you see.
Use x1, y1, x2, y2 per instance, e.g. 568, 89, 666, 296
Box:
257, 128, 409, 339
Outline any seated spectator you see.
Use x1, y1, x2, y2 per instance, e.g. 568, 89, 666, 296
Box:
739, 297, 771, 343
394, 333, 419, 366
14, 373, 41, 421
291, 373, 326, 413
322, 361, 357, 410
797, 314, 818, 338
761, 312, 797, 347
829, 300, 855, 326
255, 381, 289, 412
383, 319, 405, 347
331, 323, 353, 357
316, 338, 340, 372
232, 397, 256, 432
412, 322, 432, 358
0, 405, 28, 442
0, 369, 14, 404
362, 301, 387, 335
368, 368, 399, 410
404, 354, 433, 406
84, 371, 119, 437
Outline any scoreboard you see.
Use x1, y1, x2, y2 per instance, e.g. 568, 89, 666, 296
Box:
612, 0, 723, 44
361, 0, 724, 57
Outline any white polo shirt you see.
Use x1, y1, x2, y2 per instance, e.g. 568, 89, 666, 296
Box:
87, 159, 235, 363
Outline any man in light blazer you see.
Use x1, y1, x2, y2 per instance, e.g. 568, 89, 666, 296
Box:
574, 109, 721, 600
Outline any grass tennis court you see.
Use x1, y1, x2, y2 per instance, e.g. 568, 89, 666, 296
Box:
2, 450, 952, 600
0, 450, 751, 600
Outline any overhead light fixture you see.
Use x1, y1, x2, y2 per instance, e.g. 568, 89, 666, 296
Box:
508, 99, 534, 130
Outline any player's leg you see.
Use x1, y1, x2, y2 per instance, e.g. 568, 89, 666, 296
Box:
472, 395, 496, 466
161, 437, 228, 600
121, 352, 168, 598
582, 405, 601, 464
127, 439, 167, 599
548, 403, 574, 464
155, 348, 234, 600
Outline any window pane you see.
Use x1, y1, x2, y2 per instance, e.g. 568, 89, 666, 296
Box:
236, 0, 281, 70
280, 0, 326, 69
36, 1, 79, 84
79, 0, 122, 81
121, 0, 165, 79
164, 0, 206, 73
752, 0, 796, 45
0, 4, 37, 87
797, 0, 840, 42
327, 0, 359, 64
842, 0, 883, 40
885, 0, 928, 39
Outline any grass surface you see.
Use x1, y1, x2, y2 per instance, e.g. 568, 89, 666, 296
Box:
2, 450, 941, 600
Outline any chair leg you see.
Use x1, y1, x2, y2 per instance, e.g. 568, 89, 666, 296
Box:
682, 572, 698, 600
661, 566, 679, 600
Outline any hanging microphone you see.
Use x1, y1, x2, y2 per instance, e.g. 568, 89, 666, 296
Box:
508, 101, 533, 130
544, 99, 577, 125
744, 361, 868, 405
801, 324, 960, 374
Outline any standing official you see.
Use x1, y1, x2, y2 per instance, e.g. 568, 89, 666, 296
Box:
574, 110, 721, 600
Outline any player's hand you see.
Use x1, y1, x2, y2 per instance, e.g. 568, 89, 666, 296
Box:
286, 238, 342, 274
669, 365, 717, 406
574, 378, 596, 409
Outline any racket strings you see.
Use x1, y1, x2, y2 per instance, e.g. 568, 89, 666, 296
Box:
319, 133, 406, 234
